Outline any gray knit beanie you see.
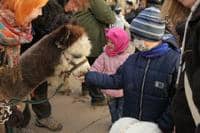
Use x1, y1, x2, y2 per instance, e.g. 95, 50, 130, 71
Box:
130, 7, 165, 41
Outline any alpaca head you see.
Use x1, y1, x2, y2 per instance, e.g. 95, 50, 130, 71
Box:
47, 23, 91, 90
52, 23, 92, 56
63, 24, 92, 58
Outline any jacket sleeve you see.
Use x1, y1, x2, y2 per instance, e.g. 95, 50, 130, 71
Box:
156, 55, 180, 133
89, 0, 116, 24
85, 66, 123, 89
90, 53, 105, 72
156, 106, 174, 133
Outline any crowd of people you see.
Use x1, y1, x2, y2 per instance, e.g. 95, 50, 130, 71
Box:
0, 0, 200, 133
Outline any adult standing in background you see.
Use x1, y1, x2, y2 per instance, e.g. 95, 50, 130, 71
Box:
124, 0, 140, 24
161, 0, 200, 132
65, 0, 116, 106
0, 0, 48, 132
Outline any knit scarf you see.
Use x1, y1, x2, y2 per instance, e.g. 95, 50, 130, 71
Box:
0, 9, 33, 67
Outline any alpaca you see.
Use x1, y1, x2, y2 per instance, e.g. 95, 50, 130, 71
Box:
0, 23, 91, 101
110, 117, 162, 133
47, 32, 91, 95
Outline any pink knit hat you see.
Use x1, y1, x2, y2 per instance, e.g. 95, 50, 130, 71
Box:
105, 27, 130, 57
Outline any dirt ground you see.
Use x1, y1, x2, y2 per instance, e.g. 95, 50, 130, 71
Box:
29, 87, 111, 133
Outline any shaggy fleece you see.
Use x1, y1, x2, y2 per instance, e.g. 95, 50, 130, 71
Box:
0, 23, 91, 100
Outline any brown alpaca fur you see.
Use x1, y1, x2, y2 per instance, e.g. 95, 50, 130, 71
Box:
161, 0, 189, 26
0, 23, 89, 100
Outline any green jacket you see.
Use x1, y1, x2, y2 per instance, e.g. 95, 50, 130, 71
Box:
73, 0, 115, 57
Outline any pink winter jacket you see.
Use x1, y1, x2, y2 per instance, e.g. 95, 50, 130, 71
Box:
90, 52, 130, 97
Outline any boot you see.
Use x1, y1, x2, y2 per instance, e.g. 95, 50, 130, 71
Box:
12, 125, 33, 133
35, 116, 63, 131
89, 87, 106, 106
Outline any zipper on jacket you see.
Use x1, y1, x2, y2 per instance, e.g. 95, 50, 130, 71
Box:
139, 59, 151, 120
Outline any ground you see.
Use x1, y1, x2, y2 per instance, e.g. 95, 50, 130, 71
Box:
30, 86, 110, 133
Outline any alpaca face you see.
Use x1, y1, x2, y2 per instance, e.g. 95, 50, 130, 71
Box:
47, 25, 91, 92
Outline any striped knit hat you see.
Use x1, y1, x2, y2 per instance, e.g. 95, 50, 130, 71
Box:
130, 7, 165, 41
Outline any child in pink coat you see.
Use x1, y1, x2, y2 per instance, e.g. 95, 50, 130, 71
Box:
90, 27, 130, 123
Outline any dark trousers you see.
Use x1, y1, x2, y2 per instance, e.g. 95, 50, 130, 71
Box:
22, 81, 51, 126
172, 88, 196, 133
5, 81, 51, 130
175, 118, 195, 133
87, 57, 105, 102
31, 81, 51, 119
108, 97, 124, 123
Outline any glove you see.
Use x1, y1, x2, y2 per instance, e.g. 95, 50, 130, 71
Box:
5, 106, 24, 128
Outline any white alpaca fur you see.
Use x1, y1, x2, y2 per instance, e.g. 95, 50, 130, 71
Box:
47, 33, 91, 92
110, 117, 162, 133
110, 117, 139, 133
66, 34, 92, 57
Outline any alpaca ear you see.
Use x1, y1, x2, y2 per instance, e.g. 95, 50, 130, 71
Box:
63, 29, 71, 44
55, 29, 71, 49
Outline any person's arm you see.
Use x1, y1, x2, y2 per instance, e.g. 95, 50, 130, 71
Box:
90, 53, 105, 72
85, 66, 123, 89
156, 55, 180, 133
89, 0, 115, 24
156, 106, 174, 133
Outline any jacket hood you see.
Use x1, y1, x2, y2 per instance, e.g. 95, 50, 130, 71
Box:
162, 34, 180, 52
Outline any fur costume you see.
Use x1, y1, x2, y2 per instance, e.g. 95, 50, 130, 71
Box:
109, 117, 162, 133
0, 23, 91, 101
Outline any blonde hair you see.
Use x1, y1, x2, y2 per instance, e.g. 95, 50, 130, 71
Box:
2, 0, 48, 26
161, 0, 190, 29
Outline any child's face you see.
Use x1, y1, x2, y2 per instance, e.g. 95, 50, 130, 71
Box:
177, 0, 196, 8
107, 40, 115, 50
125, 4, 133, 13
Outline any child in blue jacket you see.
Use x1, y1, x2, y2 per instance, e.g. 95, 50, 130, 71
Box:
85, 7, 180, 133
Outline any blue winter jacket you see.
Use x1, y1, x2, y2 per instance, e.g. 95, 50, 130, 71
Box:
85, 36, 180, 132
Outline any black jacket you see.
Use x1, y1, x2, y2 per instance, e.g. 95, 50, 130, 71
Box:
21, 0, 70, 53
172, 5, 200, 133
